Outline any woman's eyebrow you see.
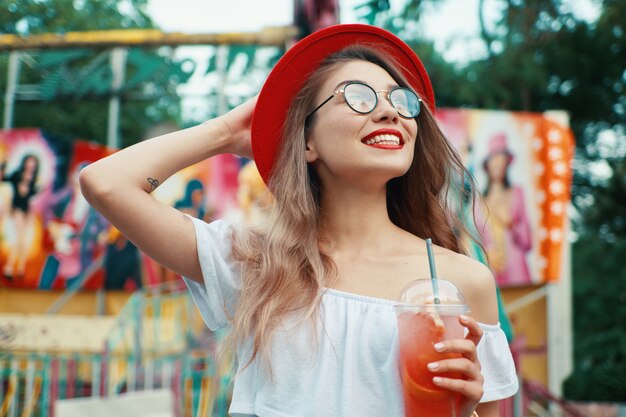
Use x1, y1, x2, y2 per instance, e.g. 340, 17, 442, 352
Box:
332, 79, 365, 90
332, 80, 402, 91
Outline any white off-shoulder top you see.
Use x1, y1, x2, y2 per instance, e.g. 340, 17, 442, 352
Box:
183, 218, 518, 417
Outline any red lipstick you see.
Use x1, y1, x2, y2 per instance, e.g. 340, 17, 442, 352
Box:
361, 128, 404, 150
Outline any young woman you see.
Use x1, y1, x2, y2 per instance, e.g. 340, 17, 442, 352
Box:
80, 24, 517, 417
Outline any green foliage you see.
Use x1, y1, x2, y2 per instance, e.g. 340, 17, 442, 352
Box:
0, 0, 153, 34
562, 232, 626, 401
354, 0, 390, 25
0, 0, 184, 148
571, 235, 626, 350
459, 0, 625, 401
563, 365, 626, 401
462, 0, 625, 401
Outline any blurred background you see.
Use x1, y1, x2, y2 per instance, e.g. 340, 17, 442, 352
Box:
0, 0, 624, 416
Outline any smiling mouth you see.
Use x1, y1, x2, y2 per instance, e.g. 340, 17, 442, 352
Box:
361, 134, 404, 148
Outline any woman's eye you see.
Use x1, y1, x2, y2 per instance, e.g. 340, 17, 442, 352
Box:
347, 94, 370, 110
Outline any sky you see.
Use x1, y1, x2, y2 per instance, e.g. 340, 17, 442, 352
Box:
145, 0, 600, 121
145, 0, 502, 63
147, 0, 600, 63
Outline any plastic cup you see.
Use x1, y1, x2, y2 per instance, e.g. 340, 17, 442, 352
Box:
395, 279, 469, 417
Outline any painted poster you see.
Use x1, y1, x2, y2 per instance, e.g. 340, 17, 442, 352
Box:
436, 109, 574, 287
40, 140, 113, 290
0, 130, 242, 291
0, 129, 70, 288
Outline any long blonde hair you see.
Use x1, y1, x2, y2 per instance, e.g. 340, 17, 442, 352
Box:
229, 45, 481, 374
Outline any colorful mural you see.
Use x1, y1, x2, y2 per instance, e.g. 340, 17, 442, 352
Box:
0, 130, 241, 291
0, 129, 72, 289
39, 140, 112, 290
436, 109, 574, 287
0, 111, 572, 291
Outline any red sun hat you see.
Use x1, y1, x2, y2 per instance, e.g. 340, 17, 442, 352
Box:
251, 23, 436, 185
485, 132, 514, 164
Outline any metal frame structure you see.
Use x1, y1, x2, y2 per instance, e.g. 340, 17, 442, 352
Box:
0, 27, 296, 148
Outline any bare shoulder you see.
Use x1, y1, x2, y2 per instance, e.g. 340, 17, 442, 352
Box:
434, 247, 499, 325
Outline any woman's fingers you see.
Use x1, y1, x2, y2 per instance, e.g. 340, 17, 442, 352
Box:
218, 94, 259, 159
427, 315, 485, 414
429, 357, 483, 402
432, 374, 484, 402
422, 315, 486, 408
433, 339, 479, 364
460, 314, 483, 346
428, 357, 482, 380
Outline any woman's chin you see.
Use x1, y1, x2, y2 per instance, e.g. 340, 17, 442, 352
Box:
314, 160, 411, 187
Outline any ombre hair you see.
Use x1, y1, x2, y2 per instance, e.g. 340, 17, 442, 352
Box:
229, 45, 483, 375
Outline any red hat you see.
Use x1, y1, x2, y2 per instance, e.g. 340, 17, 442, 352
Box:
251, 24, 435, 185
485, 133, 514, 163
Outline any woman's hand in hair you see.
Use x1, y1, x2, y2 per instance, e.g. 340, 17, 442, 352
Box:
217, 94, 258, 160
427, 314, 485, 417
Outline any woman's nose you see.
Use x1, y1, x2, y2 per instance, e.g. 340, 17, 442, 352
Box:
372, 93, 399, 122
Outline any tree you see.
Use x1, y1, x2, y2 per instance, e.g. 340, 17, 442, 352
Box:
464, 0, 626, 401
357, 0, 626, 401
471, 0, 626, 400
0, 0, 188, 148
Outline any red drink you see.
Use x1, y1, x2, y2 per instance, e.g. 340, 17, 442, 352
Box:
396, 308, 465, 417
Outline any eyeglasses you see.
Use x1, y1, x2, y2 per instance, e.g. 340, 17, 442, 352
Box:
306, 81, 422, 123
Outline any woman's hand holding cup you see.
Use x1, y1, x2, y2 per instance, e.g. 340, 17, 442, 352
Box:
428, 314, 484, 417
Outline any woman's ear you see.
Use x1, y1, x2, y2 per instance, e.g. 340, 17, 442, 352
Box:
305, 141, 318, 163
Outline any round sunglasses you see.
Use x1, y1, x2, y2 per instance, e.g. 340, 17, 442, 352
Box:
306, 81, 422, 122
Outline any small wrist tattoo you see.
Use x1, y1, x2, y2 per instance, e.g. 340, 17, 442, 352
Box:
147, 177, 160, 192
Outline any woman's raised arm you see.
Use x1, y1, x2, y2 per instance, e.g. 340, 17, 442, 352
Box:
79, 96, 256, 282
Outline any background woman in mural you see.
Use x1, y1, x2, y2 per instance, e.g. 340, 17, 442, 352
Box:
481, 133, 532, 287
2, 154, 41, 280
174, 179, 208, 221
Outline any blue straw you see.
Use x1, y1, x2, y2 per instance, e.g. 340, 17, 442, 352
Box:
425, 238, 441, 304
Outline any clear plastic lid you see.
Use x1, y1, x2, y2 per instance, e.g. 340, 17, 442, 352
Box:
396, 278, 469, 313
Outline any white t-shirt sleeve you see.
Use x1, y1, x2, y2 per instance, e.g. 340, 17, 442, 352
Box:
182, 217, 240, 331
477, 322, 519, 402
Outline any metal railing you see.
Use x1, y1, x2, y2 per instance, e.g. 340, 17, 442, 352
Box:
0, 284, 233, 417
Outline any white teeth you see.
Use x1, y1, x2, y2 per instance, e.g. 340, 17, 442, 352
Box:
364, 134, 401, 145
